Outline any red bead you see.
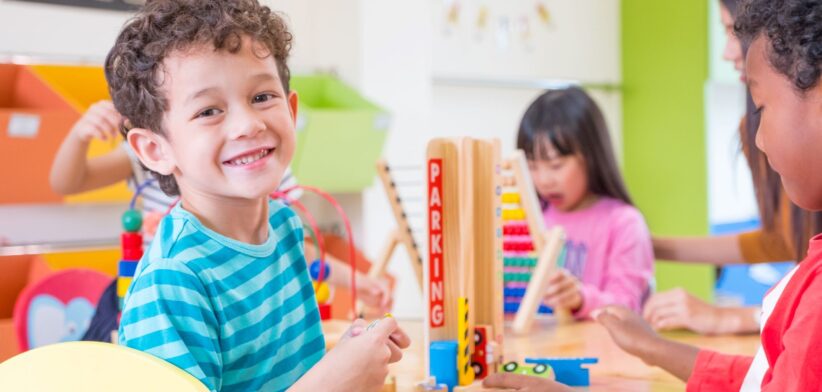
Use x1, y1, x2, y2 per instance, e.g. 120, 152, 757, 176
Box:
121, 233, 142, 249
318, 303, 332, 320
122, 247, 143, 261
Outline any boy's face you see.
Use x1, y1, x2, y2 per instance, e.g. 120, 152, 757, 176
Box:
747, 36, 822, 210
133, 37, 297, 202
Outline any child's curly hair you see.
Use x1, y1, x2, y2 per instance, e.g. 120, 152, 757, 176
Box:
105, 0, 293, 196
736, 0, 822, 92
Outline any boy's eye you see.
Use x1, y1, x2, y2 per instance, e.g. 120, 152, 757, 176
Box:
253, 93, 276, 104
196, 108, 221, 118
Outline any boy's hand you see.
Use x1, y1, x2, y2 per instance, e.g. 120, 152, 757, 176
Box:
317, 317, 410, 392
543, 269, 583, 311
344, 317, 411, 363
357, 275, 393, 315
594, 306, 660, 363
483, 373, 573, 391
70, 100, 122, 143
643, 288, 720, 334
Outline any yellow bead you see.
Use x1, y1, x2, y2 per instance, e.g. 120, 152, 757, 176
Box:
313, 281, 331, 304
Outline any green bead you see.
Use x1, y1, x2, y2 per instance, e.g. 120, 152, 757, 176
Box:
122, 209, 143, 232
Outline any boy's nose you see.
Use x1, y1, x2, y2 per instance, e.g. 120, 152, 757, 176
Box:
229, 106, 266, 139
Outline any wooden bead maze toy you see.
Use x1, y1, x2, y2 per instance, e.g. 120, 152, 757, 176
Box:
424, 137, 503, 390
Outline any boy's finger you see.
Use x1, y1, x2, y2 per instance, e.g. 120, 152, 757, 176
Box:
389, 326, 411, 349
386, 339, 403, 363
370, 316, 399, 340
343, 319, 368, 339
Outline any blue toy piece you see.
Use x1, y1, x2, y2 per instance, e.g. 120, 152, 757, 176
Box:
525, 357, 598, 387
309, 259, 331, 281
429, 341, 458, 390
118, 260, 139, 278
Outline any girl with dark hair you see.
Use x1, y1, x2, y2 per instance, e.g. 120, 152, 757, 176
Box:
516, 87, 654, 319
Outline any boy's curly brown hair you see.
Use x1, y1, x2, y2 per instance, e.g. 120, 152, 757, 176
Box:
105, 0, 293, 196
736, 0, 822, 92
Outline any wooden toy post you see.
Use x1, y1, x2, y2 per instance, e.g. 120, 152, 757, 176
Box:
370, 160, 425, 290
501, 150, 571, 334
423, 138, 503, 390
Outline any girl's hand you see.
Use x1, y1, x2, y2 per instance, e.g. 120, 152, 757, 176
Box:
356, 275, 393, 315
594, 306, 660, 363
483, 373, 573, 391
643, 288, 721, 334
69, 100, 122, 143
543, 269, 583, 311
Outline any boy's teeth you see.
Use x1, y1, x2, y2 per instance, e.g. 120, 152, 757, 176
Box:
230, 150, 268, 165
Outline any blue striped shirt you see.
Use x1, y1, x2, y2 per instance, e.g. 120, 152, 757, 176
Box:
119, 199, 325, 391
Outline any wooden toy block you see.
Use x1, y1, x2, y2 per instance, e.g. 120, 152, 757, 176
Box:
381, 376, 397, 392
457, 297, 474, 385
429, 341, 458, 390
499, 361, 553, 379
525, 357, 598, 387
470, 326, 491, 379
415, 377, 449, 392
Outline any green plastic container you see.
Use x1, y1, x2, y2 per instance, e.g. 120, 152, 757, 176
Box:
290, 75, 389, 192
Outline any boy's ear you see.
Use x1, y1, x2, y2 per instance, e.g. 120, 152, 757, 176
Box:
287, 90, 299, 125
127, 128, 176, 175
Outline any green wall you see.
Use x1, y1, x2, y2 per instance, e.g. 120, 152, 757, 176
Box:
622, 1, 715, 300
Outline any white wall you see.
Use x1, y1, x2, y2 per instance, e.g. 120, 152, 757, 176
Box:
0, 1, 128, 62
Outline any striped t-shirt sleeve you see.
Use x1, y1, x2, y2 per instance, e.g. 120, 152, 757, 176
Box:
119, 259, 222, 391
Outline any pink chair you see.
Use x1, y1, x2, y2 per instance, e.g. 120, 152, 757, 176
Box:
13, 268, 111, 351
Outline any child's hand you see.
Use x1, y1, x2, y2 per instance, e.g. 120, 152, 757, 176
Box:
307, 317, 410, 392
642, 288, 721, 334
594, 306, 659, 362
483, 373, 573, 391
543, 269, 583, 311
357, 275, 393, 315
69, 100, 122, 143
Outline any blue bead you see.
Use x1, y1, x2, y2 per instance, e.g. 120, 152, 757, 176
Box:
309, 259, 331, 280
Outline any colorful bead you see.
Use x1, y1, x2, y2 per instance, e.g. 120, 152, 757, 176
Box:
309, 259, 331, 281
313, 281, 331, 304
122, 209, 143, 232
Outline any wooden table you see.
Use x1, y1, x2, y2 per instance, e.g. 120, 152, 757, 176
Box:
325, 318, 761, 391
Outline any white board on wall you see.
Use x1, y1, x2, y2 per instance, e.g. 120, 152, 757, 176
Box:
432, 0, 620, 84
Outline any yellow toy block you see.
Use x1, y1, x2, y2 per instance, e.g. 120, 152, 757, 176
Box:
457, 297, 474, 385
117, 277, 133, 297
